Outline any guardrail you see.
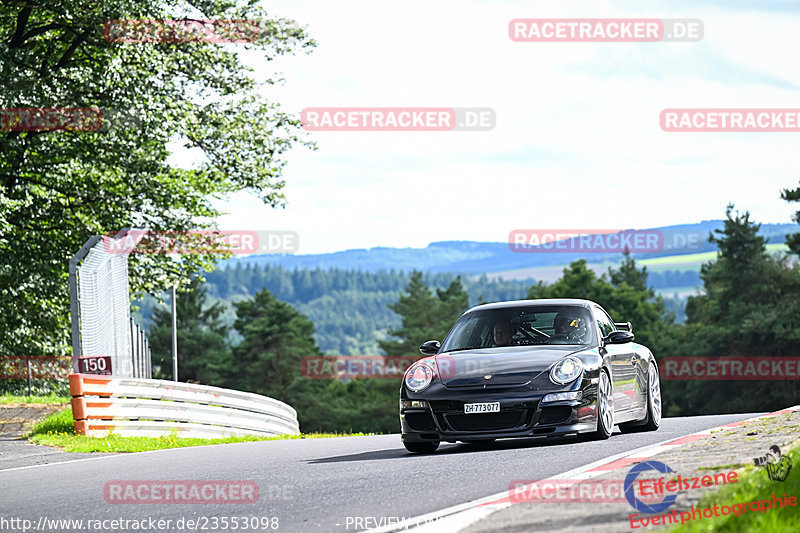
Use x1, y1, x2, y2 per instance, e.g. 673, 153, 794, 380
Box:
69, 374, 300, 439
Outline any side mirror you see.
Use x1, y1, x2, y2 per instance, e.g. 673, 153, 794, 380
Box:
604, 330, 635, 345
419, 340, 441, 355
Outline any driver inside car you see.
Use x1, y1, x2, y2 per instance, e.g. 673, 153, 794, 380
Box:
492, 321, 515, 346
552, 312, 587, 341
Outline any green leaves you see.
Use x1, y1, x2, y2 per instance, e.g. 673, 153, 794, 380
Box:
0, 1, 315, 355
378, 271, 469, 355
781, 180, 800, 256
148, 278, 231, 384
231, 288, 321, 402
526, 256, 670, 350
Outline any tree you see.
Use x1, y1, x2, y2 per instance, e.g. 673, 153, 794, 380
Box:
527, 259, 614, 303
781, 180, 800, 255
610, 250, 649, 292
231, 288, 320, 402
0, 1, 315, 355
148, 278, 231, 384
685, 205, 769, 330
676, 205, 800, 414
527, 258, 672, 350
379, 271, 468, 355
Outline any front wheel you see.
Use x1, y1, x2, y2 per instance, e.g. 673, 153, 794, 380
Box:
620, 362, 662, 433
403, 441, 440, 454
582, 370, 614, 441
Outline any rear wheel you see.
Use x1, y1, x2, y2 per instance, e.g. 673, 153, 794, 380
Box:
403, 441, 440, 454
621, 362, 661, 433
582, 370, 613, 440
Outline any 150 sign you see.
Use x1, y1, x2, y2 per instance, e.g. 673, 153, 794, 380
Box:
79, 356, 112, 375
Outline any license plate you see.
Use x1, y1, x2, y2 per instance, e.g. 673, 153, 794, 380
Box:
464, 402, 500, 414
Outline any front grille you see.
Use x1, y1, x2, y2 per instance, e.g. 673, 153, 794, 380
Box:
405, 412, 436, 431
445, 410, 525, 431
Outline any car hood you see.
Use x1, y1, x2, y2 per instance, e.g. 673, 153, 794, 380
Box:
435, 346, 585, 389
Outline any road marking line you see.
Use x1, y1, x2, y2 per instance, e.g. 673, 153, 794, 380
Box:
369, 406, 799, 533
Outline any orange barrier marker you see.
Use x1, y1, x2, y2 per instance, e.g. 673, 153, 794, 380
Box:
69, 373, 88, 435
71, 396, 87, 421
68, 373, 84, 397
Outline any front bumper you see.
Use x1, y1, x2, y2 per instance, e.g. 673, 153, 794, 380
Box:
400, 387, 597, 443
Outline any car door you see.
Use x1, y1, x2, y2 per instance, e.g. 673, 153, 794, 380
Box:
593, 306, 635, 415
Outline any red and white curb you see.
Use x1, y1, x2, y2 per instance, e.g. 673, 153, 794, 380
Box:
367, 406, 800, 533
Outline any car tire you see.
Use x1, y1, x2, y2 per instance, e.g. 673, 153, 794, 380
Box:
403, 441, 440, 454
582, 369, 614, 441
620, 362, 662, 433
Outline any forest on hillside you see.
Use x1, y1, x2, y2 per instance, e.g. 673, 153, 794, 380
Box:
134, 265, 690, 354
139, 204, 800, 433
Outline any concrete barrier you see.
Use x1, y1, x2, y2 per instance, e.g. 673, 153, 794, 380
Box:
69, 373, 300, 438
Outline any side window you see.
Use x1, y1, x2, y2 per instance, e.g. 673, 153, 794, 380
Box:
594, 306, 616, 338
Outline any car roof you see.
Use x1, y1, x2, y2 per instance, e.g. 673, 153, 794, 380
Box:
465, 298, 597, 313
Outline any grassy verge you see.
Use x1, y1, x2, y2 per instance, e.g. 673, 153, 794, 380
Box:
668, 446, 799, 532
0, 393, 70, 404
28, 408, 373, 453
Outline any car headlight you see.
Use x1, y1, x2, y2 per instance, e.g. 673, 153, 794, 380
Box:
405, 360, 436, 392
549, 357, 584, 385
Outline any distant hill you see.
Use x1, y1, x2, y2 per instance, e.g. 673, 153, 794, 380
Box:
225, 220, 796, 276
135, 220, 796, 354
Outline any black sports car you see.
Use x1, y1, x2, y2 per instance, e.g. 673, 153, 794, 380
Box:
400, 299, 662, 453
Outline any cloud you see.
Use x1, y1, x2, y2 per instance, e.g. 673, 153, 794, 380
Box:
206, 0, 800, 253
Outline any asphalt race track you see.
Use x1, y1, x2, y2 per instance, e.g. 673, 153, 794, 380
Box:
0, 413, 760, 533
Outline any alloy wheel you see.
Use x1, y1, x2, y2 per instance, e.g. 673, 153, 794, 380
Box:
649, 363, 662, 426
599, 371, 614, 434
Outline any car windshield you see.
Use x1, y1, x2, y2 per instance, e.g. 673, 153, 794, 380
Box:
440, 305, 595, 352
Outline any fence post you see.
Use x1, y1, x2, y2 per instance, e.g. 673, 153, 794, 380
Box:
139, 328, 145, 378
171, 285, 178, 382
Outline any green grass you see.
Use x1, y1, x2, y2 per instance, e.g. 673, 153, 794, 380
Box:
640, 243, 788, 268
639, 251, 718, 267
27, 408, 373, 453
697, 463, 749, 471
667, 446, 799, 532
28, 406, 75, 434
0, 393, 70, 404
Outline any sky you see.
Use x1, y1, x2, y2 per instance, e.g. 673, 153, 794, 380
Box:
194, 0, 800, 254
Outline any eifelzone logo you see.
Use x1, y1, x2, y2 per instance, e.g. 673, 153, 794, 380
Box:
753, 445, 793, 482
624, 461, 677, 514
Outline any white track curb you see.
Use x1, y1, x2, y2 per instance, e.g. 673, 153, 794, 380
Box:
367, 406, 800, 533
